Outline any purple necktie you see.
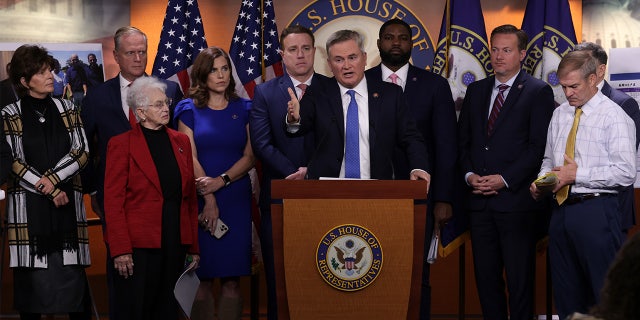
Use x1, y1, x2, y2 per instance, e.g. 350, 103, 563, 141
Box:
487, 84, 510, 135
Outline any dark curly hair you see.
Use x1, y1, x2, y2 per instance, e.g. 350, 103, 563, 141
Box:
188, 46, 238, 107
9, 44, 54, 98
590, 232, 640, 320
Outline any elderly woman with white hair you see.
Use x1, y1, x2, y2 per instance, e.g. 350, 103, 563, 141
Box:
104, 76, 200, 320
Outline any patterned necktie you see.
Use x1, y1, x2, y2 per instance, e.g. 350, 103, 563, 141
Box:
389, 73, 399, 85
556, 107, 583, 205
297, 83, 308, 99
487, 84, 510, 135
345, 90, 360, 178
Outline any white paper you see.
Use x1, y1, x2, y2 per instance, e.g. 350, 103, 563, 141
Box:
174, 269, 200, 318
426, 233, 438, 264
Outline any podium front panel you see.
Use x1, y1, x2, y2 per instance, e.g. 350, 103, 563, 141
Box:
282, 198, 414, 319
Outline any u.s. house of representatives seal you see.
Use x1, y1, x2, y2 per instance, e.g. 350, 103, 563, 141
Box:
316, 224, 383, 292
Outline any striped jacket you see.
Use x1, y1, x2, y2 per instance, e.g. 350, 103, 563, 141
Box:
1, 97, 90, 268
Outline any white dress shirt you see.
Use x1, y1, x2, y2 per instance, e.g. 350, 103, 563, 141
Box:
119, 74, 133, 120
337, 78, 371, 179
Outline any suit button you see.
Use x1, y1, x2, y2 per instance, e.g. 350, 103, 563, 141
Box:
484, 146, 489, 151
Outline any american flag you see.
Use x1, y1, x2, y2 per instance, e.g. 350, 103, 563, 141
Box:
152, 0, 208, 93
229, 0, 284, 99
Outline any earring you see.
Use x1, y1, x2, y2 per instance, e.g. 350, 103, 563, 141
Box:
141, 118, 146, 122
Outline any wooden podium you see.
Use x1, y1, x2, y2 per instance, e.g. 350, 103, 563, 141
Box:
271, 180, 428, 319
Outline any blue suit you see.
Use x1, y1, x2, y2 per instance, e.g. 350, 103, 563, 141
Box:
80, 75, 182, 320
458, 71, 555, 320
290, 76, 428, 179
249, 73, 326, 319
602, 80, 640, 232
366, 64, 457, 320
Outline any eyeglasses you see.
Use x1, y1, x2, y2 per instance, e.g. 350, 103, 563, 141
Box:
147, 98, 172, 109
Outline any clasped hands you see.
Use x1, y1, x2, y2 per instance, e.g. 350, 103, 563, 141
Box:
530, 155, 577, 200
467, 174, 505, 195
35, 176, 68, 207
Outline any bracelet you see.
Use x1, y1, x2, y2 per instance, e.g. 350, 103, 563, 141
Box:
220, 173, 231, 187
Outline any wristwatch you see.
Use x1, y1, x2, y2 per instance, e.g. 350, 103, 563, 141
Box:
220, 173, 231, 187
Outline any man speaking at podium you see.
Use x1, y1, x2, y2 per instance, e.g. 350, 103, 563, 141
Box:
285, 29, 430, 185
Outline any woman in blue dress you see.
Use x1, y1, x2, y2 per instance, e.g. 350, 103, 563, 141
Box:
174, 46, 254, 320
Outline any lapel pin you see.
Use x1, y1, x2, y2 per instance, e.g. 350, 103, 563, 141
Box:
373, 93, 379, 98
518, 84, 523, 89
412, 77, 417, 82
232, 114, 238, 119
178, 147, 183, 153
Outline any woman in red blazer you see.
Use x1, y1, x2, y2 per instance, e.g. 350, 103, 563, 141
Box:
104, 76, 199, 320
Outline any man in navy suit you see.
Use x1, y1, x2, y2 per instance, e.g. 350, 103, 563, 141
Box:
458, 25, 555, 320
81, 26, 183, 320
286, 29, 430, 183
365, 18, 457, 320
574, 42, 640, 233
249, 25, 327, 320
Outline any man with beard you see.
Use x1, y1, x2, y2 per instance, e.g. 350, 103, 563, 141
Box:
365, 18, 457, 320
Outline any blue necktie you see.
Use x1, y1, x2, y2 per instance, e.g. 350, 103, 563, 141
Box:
345, 90, 360, 178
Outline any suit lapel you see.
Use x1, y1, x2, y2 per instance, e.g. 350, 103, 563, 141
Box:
327, 79, 345, 138
405, 66, 419, 93
366, 77, 383, 151
108, 78, 130, 126
167, 129, 191, 195
129, 126, 163, 194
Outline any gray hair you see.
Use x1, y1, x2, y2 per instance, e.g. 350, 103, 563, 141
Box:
126, 76, 167, 122
558, 50, 598, 80
114, 26, 147, 51
325, 30, 365, 56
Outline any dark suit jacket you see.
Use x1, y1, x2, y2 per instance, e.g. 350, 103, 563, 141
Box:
250, 73, 326, 207
365, 64, 457, 203
602, 80, 640, 230
458, 71, 555, 212
81, 76, 183, 209
289, 76, 428, 179
0, 78, 17, 108
104, 125, 198, 257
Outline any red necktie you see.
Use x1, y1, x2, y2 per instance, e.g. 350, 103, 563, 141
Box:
128, 107, 137, 128
487, 84, 510, 135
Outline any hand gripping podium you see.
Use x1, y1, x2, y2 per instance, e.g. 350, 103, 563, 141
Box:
271, 180, 428, 319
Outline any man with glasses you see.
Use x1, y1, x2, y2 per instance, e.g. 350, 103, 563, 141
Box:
81, 26, 183, 320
